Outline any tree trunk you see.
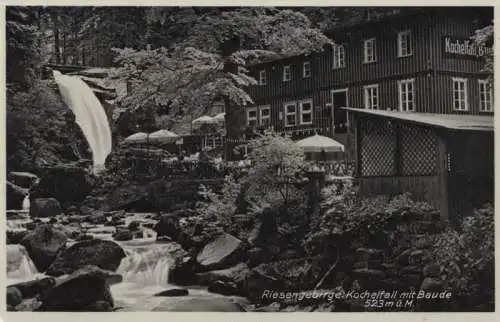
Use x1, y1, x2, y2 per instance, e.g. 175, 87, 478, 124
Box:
52, 12, 60, 64
221, 36, 247, 161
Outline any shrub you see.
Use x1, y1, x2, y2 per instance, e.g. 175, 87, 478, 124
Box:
305, 189, 439, 254
432, 203, 494, 310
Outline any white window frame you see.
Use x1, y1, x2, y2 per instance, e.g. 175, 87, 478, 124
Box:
452, 77, 469, 111
478, 79, 493, 112
259, 105, 271, 126
332, 44, 346, 69
398, 78, 415, 112
397, 30, 412, 58
299, 99, 313, 125
246, 107, 258, 126
363, 38, 377, 63
284, 102, 297, 127
259, 70, 267, 86
303, 61, 311, 78
283, 65, 291, 82
364, 84, 379, 110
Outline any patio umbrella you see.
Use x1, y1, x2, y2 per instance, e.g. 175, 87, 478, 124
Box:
148, 129, 179, 144
296, 134, 345, 153
213, 112, 226, 123
192, 115, 216, 125
123, 132, 148, 144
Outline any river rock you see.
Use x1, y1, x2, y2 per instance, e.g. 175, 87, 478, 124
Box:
196, 263, 251, 286
30, 198, 62, 218
100, 184, 150, 211
9, 277, 56, 299
7, 181, 28, 210
29, 165, 94, 209
8, 172, 39, 189
7, 287, 23, 307
196, 233, 243, 271
154, 288, 189, 297
20, 224, 68, 272
153, 297, 247, 312
128, 220, 141, 231
45, 239, 126, 277
37, 266, 116, 311
112, 228, 133, 241
208, 280, 240, 296
168, 255, 197, 285
7, 230, 29, 244
155, 213, 181, 240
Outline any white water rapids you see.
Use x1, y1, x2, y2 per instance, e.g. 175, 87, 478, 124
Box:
6, 212, 229, 311
52, 70, 112, 171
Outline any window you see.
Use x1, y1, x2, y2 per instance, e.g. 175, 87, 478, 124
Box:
259, 70, 267, 85
283, 65, 291, 82
363, 38, 377, 63
478, 80, 493, 112
452, 78, 468, 111
333, 44, 346, 69
247, 108, 258, 126
397, 30, 412, 57
303, 61, 311, 78
398, 79, 415, 112
284, 103, 297, 126
299, 100, 313, 124
364, 84, 379, 109
260, 106, 271, 126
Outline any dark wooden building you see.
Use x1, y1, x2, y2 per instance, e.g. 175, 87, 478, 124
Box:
345, 108, 494, 223
243, 7, 493, 147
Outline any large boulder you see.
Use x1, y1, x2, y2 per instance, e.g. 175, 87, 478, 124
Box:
30, 165, 94, 209
8, 277, 56, 299
37, 266, 118, 311
196, 234, 243, 271
30, 198, 62, 218
6, 181, 28, 210
45, 239, 126, 277
155, 213, 181, 240
100, 184, 150, 211
8, 172, 39, 189
20, 224, 68, 272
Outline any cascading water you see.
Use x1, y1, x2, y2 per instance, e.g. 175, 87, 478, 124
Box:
22, 195, 30, 210
52, 70, 112, 172
7, 245, 41, 283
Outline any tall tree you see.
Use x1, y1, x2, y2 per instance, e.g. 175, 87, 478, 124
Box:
6, 6, 40, 85
112, 7, 333, 158
473, 23, 494, 85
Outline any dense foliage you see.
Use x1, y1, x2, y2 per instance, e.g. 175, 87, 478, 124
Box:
6, 81, 89, 171
243, 133, 307, 209
473, 23, 494, 84
432, 204, 494, 309
6, 7, 40, 85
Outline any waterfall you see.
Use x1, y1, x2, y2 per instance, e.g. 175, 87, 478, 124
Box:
116, 246, 173, 286
7, 245, 40, 282
22, 195, 30, 210
52, 70, 112, 172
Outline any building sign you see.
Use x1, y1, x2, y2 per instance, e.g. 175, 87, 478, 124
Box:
443, 36, 493, 59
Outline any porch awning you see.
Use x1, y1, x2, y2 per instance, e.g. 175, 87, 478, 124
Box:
343, 108, 494, 132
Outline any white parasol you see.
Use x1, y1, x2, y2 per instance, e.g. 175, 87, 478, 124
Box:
296, 134, 345, 153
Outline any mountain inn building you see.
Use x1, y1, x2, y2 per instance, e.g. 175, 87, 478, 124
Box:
243, 7, 493, 143
242, 7, 494, 222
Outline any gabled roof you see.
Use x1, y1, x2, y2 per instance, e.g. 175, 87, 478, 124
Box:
344, 108, 494, 132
